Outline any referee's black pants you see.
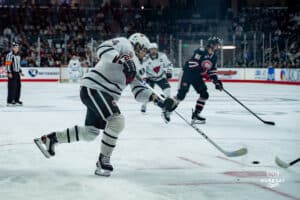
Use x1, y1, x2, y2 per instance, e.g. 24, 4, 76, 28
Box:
7, 72, 21, 103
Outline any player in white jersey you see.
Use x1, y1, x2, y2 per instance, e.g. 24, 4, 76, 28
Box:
141, 43, 173, 121
68, 55, 82, 82
34, 33, 177, 177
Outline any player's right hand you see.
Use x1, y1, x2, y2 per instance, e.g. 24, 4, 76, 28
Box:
214, 80, 223, 91
163, 97, 178, 112
7, 73, 13, 79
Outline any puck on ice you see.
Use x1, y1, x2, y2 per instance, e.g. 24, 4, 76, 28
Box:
252, 161, 260, 164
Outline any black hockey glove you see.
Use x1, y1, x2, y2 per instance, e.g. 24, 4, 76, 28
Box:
213, 80, 223, 91
123, 59, 137, 84
166, 72, 172, 79
163, 97, 178, 112
153, 96, 177, 112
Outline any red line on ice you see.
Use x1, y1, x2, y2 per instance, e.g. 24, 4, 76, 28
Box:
167, 181, 300, 200
177, 156, 207, 167
249, 182, 300, 200
223, 171, 267, 177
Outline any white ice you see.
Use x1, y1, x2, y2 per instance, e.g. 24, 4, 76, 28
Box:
0, 82, 300, 200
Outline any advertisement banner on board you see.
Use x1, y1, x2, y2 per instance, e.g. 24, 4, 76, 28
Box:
217, 68, 243, 80
0, 67, 60, 80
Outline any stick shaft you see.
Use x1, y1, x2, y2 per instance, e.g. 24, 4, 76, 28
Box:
223, 88, 274, 125
138, 78, 244, 156
290, 158, 300, 166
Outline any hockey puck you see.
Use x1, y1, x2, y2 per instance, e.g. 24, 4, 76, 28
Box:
252, 161, 260, 164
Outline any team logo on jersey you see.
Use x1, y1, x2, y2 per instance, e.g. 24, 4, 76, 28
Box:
28, 69, 39, 77
153, 66, 160, 73
201, 60, 213, 71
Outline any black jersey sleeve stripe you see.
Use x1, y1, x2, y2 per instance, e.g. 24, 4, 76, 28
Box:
91, 70, 122, 91
134, 89, 145, 99
96, 45, 113, 52
83, 77, 121, 96
132, 85, 147, 91
98, 48, 115, 58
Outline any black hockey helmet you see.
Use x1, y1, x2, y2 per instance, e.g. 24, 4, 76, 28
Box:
207, 36, 221, 48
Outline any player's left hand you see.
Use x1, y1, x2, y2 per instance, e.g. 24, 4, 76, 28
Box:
166, 72, 172, 79
214, 80, 223, 91
122, 59, 136, 84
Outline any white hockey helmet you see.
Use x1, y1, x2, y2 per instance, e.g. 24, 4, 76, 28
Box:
149, 42, 158, 49
128, 33, 150, 50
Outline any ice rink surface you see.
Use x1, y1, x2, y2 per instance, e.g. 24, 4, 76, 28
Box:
0, 82, 300, 200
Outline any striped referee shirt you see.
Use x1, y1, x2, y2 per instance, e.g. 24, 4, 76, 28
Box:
5, 51, 22, 73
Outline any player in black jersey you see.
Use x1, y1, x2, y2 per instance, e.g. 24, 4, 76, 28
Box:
175, 37, 223, 124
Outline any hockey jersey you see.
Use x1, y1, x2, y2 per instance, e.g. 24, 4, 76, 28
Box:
81, 37, 152, 102
68, 58, 81, 71
143, 52, 173, 81
183, 48, 218, 81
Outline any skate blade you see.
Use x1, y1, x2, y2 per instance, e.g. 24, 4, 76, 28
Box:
94, 168, 111, 177
34, 138, 51, 159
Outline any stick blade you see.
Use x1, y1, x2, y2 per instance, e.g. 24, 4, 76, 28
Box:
264, 121, 275, 126
275, 156, 289, 168
225, 147, 248, 157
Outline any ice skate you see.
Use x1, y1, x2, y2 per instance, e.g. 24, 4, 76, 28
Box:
95, 153, 113, 177
191, 110, 206, 124
141, 104, 147, 113
15, 101, 23, 106
7, 102, 16, 107
34, 132, 57, 158
161, 110, 171, 123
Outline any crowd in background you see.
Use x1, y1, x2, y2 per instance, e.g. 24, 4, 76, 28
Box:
232, 7, 300, 67
0, 0, 299, 68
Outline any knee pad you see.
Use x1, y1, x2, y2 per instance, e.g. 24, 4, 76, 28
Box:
177, 87, 188, 101
101, 113, 125, 156
106, 113, 125, 134
176, 82, 190, 101
200, 91, 209, 100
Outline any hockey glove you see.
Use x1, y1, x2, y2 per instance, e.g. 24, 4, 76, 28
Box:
123, 59, 137, 84
166, 72, 172, 79
163, 97, 178, 112
152, 96, 177, 112
213, 80, 223, 91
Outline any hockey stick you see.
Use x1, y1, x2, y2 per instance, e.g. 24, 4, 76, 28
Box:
275, 157, 300, 169
174, 111, 247, 157
137, 77, 247, 157
223, 88, 275, 126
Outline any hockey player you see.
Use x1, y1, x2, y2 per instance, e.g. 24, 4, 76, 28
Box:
34, 33, 177, 177
174, 37, 223, 124
141, 43, 173, 118
68, 55, 82, 82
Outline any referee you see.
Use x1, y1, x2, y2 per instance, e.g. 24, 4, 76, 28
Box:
5, 42, 23, 106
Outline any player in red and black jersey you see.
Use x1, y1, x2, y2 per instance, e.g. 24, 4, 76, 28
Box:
176, 37, 223, 124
